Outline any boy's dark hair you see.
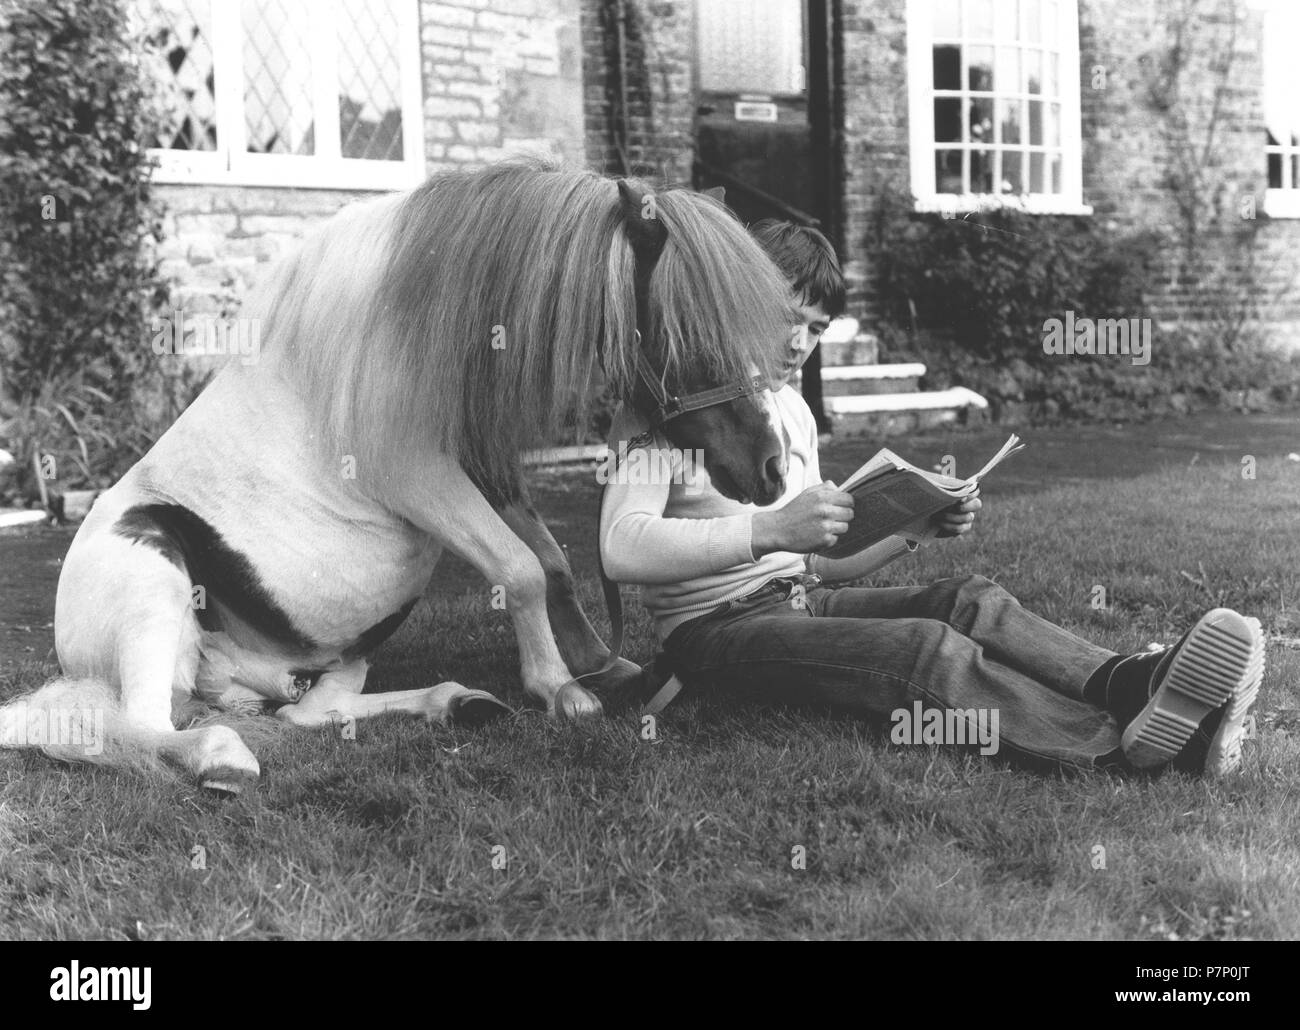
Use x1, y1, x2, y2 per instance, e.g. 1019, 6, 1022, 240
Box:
749, 219, 847, 317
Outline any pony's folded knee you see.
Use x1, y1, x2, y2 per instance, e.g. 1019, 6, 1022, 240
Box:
498, 552, 549, 608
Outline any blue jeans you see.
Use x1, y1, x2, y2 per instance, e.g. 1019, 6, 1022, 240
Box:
662, 574, 1123, 771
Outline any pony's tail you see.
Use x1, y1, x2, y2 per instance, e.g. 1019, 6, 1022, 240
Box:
0, 677, 171, 774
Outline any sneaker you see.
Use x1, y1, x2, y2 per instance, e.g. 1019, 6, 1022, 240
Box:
1121, 608, 1264, 773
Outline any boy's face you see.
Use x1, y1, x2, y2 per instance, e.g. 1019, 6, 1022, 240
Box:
774, 298, 832, 388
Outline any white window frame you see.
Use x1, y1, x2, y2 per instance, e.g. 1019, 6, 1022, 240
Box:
144, 0, 425, 190
905, 0, 1091, 215
1258, 0, 1300, 217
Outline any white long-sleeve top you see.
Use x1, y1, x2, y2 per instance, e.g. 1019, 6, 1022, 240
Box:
599, 385, 917, 642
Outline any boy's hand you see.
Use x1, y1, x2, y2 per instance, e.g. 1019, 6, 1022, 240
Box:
926, 491, 981, 539
751, 481, 854, 556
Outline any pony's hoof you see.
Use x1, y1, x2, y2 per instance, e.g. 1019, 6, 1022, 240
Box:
195, 726, 260, 794
552, 682, 604, 721
447, 689, 513, 728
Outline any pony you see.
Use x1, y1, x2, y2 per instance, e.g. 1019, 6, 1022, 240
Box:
0, 162, 795, 791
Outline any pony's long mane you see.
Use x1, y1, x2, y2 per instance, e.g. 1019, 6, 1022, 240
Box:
253, 160, 792, 494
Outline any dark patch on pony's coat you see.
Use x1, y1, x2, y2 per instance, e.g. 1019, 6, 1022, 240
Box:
113, 503, 318, 651
342, 597, 418, 661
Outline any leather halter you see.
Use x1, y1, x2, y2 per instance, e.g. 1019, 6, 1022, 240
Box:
632, 333, 769, 433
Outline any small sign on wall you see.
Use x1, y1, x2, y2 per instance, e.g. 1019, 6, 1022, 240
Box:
734, 100, 778, 122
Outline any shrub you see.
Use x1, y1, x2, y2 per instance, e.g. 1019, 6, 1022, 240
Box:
0, 0, 171, 499
868, 185, 1300, 422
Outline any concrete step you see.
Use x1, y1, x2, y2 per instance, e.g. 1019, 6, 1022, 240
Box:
825, 386, 989, 438
799, 361, 925, 396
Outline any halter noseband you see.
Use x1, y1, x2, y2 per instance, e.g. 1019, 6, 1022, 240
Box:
633, 332, 769, 433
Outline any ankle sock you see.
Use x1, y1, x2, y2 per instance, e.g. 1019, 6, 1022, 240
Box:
1084, 650, 1170, 729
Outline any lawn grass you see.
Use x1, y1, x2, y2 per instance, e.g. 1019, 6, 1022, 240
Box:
2, 414, 1299, 939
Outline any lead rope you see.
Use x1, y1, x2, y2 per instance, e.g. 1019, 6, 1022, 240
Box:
571, 430, 685, 715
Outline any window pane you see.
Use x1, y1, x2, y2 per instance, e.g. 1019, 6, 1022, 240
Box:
1028, 99, 1043, 144
243, 0, 315, 155
971, 148, 994, 193
142, 0, 217, 151
1024, 49, 1042, 94
996, 47, 1019, 95
1044, 0, 1058, 47
338, 0, 404, 160
1049, 151, 1062, 193
997, 98, 1022, 143
934, 0, 961, 38
1046, 52, 1059, 96
968, 45, 994, 91
1001, 149, 1023, 193
1029, 150, 1044, 192
1047, 102, 1061, 147
1023, 0, 1042, 44
699, 0, 805, 94
935, 98, 963, 142
971, 96, 993, 142
936, 149, 965, 193
966, 0, 994, 39
934, 45, 961, 90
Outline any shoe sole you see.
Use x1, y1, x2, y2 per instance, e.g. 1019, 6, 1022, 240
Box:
1202, 616, 1265, 777
1121, 609, 1263, 771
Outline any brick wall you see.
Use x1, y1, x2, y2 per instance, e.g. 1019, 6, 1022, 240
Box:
421, 0, 586, 171
838, 0, 912, 320
580, 0, 697, 183
1078, 0, 1300, 342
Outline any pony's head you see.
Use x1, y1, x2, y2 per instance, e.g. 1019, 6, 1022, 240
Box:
612, 180, 790, 506
255, 162, 795, 506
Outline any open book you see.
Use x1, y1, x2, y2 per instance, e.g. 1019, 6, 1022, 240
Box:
815, 434, 1025, 559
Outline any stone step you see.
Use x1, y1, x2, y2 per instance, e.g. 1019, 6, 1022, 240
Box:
825, 387, 989, 438
798, 362, 925, 396
818, 318, 880, 366
819, 333, 879, 367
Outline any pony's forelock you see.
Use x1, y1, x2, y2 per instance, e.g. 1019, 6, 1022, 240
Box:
648, 191, 790, 387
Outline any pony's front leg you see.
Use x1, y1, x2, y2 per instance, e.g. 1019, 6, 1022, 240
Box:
496, 496, 643, 702
387, 458, 603, 719
276, 661, 510, 727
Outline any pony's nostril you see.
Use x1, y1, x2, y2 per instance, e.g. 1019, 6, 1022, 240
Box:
764, 456, 785, 490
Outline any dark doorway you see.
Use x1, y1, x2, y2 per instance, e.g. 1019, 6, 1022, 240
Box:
693, 0, 840, 434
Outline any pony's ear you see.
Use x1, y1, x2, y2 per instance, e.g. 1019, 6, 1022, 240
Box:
617, 179, 667, 257
702, 186, 726, 204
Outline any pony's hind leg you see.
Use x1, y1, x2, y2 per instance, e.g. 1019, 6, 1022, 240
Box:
497, 496, 643, 703
55, 525, 260, 791
275, 660, 510, 728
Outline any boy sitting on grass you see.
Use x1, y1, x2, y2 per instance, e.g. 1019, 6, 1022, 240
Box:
599, 218, 1263, 775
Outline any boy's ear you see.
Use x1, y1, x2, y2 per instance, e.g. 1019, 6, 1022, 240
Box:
617, 179, 667, 257
702, 185, 726, 204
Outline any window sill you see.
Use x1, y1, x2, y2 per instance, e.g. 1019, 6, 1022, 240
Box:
913, 194, 1094, 217
1263, 189, 1300, 219
148, 151, 426, 192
